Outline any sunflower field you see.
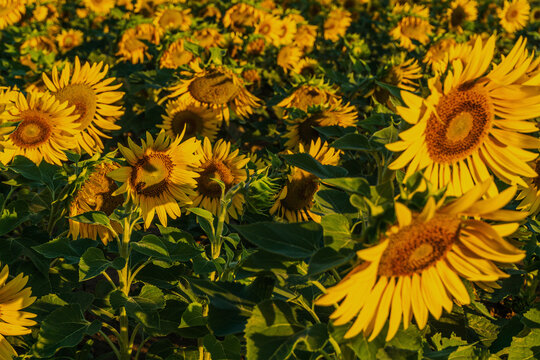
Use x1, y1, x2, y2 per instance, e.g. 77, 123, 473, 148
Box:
0, 0, 540, 359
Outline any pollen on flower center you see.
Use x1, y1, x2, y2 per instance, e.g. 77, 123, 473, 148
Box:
281, 174, 319, 211
55, 84, 97, 130
188, 71, 240, 105
425, 85, 493, 163
11, 111, 52, 147
131, 153, 174, 197
378, 214, 461, 276
197, 160, 235, 198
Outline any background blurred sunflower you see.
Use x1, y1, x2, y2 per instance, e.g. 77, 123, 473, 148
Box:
498, 0, 530, 33
158, 98, 220, 141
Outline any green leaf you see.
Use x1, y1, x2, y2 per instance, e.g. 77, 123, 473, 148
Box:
281, 153, 348, 179
308, 247, 354, 275
233, 222, 322, 259
9, 155, 41, 181
68, 211, 111, 227
203, 334, 241, 360
331, 133, 372, 151
131, 234, 203, 264
314, 125, 356, 138
522, 306, 540, 328
189, 207, 215, 239
179, 303, 207, 328
79, 248, 126, 281
322, 177, 370, 195
507, 328, 540, 360
32, 237, 97, 263
321, 214, 354, 250
0, 200, 29, 236
110, 285, 165, 329
33, 304, 101, 358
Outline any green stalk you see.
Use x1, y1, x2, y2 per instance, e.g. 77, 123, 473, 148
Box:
117, 216, 132, 360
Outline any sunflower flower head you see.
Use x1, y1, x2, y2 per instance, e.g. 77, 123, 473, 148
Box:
324, 8, 352, 42
108, 131, 202, 229
0, 0, 26, 30
317, 179, 526, 342
498, 0, 530, 33
447, 0, 478, 32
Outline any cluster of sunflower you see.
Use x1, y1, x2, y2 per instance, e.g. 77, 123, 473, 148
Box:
0, 0, 539, 358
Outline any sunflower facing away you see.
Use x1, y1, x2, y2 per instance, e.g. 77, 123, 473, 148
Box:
317, 180, 526, 342
0, 91, 79, 165
0, 263, 37, 358
0, 0, 26, 30
108, 131, 202, 229
158, 98, 220, 141
498, 0, 530, 33
191, 138, 250, 220
270, 139, 341, 223
42, 57, 124, 155
165, 66, 260, 124
386, 36, 540, 197
69, 162, 124, 245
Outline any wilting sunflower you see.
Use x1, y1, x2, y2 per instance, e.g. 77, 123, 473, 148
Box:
158, 98, 220, 141
324, 8, 352, 42
498, 0, 530, 33
159, 39, 198, 69
516, 160, 540, 214
277, 83, 341, 115
447, 0, 478, 32
0, 91, 79, 165
270, 139, 341, 222
386, 36, 540, 197
284, 104, 358, 149
154, 7, 192, 32
117, 24, 160, 64
165, 66, 260, 124
108, 131, 202, 229
69, 162, 124, 245
56, 29, 84, 52
0, 264, 37, 358
277, 46, 303, 74
317, 180, 526, 341
42, 57, 124, 155
0, 0, 26, 30
191, 138, 250, 220
83, 0, 115, 14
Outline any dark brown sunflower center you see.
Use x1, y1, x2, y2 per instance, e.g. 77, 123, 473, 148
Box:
78, 165, 124, 215
259, 23, 271, 35
171, 110, 204, 138
507, 7, 519, 21
425, 85, 493, 164
11, 110, 52, 147
281, 174, 319, 211
55, 84, 97, 131
401, 18, 424, 39
534, 9, 540, 20
294, 88, 326, 111
197, 160, 235, 198
451, 5, 467, 27
188, 72, 240, 105
297, 114, 322, 145
378, 214, 461, 276
131, 153, 174, 197
533, 160, 540, 188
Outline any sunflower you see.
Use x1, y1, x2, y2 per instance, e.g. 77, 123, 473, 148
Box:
0, 87, 19, 124
0, 264, 37, 358
42, 57, 124, 155
165, 66, 260, 124
69, 162, 124, 245
387, 36, 540, 197
294, 24, 318, 52
274, 14, 298, 47
159, 39, 198, 69
270, 139, 341, 222
386, 58, 422, 92
0, 0, 26, 30
117, 24, 160, 64
531, 6, 540, 22
516, 160, 540, 214
20, 35, 57, 55
0, 91, 79, 166
277, 45, 303, 74
154, 7, 191, 32
108, 131, 202, 229
200, 5, 221, 20
447, 0, 478, 32
56, 29, 84, 52
246, 37, 266, 55
83, 0, 115, 14
293, 57, 320, 77
254, 13, 282, 47
324, 8, 352, 42
277, 83, 341, 115
424, 38, 457, 72
158, 98, 220, 141
193, 28, 224, 49
191, 138, 250, 220
498, 0, 530, 33
390, 16, 432, 50
222, 3, 263, 31
284, 104, 358, 150
316, 180, 526, 341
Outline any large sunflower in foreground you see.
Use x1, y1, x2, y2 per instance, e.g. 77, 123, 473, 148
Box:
386, 36, 540, 197
0, 264, 37, 358
191, 138, 250, 220
158, 98, 220, 141
498, 0, 530, 33
42, 57, 124, 155
0, 0, 26, 30
270, 139, 341, 223
317, 180, 526, 342
165, 66, 260, 124
108, 131, 202, 229
69, 162, 124, 245
0, 92, 79, 165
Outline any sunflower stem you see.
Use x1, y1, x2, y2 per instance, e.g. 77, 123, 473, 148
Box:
117, 215, 133, 360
